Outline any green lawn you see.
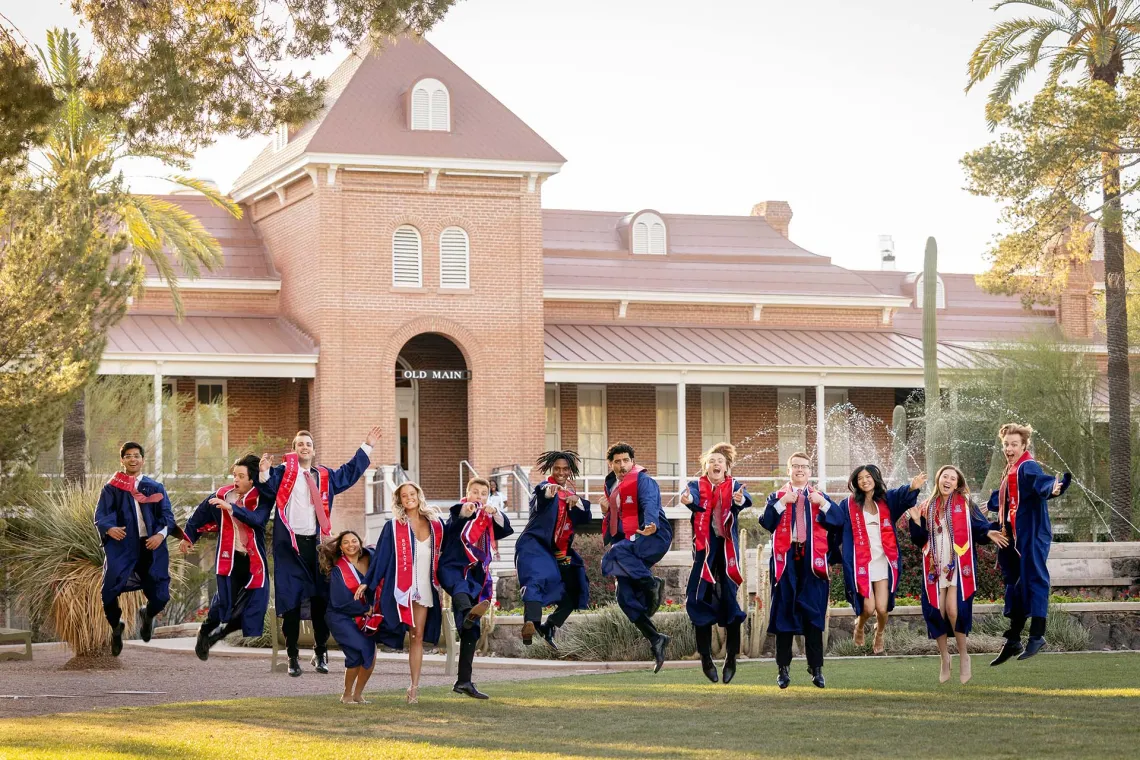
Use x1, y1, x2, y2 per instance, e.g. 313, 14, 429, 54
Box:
3, 653, 1140, 759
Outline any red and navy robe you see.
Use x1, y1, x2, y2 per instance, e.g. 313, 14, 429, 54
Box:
834, 485, 919, 616
683, 476, 750, 628
515, 480, 592, 609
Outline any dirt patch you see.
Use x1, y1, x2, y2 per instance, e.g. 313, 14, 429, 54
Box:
60, 653, 122, 671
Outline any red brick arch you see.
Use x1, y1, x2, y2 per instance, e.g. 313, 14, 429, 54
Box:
381, 315, 482, 376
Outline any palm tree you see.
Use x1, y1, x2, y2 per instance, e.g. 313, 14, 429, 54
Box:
34, 29, 240, 483
967, 1, 1140, 539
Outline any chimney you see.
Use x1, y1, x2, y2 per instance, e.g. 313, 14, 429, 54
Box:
879, 234, 896, 271
751, 201, 793, 238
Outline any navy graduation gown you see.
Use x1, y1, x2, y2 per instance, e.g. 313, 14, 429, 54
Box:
438, 504, 514, 636
514, 483, 592, 609
183, 491, 272, 637
760, 490, 843, 634
909, 505, 998, 638
600, 470, 673, 622
94, 476, 177, 607
363, 519, 444, 651
325, 548, 378, 669
257, 447, 372, 614
834, 485, 919, 616
987, 460, 1070, 619
683, 479, 750, 628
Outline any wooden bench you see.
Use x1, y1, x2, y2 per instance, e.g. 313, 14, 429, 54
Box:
0, 628, 32, 662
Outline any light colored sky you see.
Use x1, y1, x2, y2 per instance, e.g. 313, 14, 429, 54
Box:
10, 0, 1030, 274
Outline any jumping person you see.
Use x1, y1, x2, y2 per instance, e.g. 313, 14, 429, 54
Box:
600, 442, 674, 673
679, 442, 751, 684
761, 451, 843, 689
180, 454, 272, 661
832, 464, 926, 654
94, 441, 178, 657
438, 477, 514, 699
357, 481, 445, 705
320, 530, 379, 704
515, 450, 592, 649
257, 426, 381, 677
908, 465, 1008, 683
988, 423, 1070, 665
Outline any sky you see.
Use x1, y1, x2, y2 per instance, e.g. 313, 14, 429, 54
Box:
7, 0, 1032, 274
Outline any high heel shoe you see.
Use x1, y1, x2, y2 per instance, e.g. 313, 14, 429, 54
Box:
406, 686, 419, 704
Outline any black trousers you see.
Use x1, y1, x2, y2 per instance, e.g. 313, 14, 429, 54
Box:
776, 627, 823, 669
545, 563, 582, 629
451, 593, 480, 683
201, 552, 252, 639
103, 540, 167, 628
281, 535, 330, 659
1006, 600, 1047, 640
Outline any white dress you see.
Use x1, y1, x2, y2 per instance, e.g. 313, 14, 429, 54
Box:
411, 536, 434, 607
862, 505, 890, 583
933, 518, 957, 590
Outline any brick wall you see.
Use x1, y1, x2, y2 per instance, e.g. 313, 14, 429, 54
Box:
544, 301, 890, 331
132, 288, 279, 315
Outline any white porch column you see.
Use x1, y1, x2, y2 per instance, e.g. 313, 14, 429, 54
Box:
815, 382, 826, 492
676, 379, 687, 483
152, 368, 163, 477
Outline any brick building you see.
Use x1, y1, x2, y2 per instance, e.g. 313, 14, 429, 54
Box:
93, 36, 1103, 539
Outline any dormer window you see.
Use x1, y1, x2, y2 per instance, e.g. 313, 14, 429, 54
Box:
915, 274, 946, 309
274, 123, 289, 151
630, 211, 667, 255
410, 78, 450, 131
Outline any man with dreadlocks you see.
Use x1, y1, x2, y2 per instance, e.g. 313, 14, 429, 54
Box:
515, 450, 592, 649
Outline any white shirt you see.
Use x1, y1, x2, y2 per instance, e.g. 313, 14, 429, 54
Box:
487, 493, 506, 510
224, 488, 249, 554
134, 475, 168, 539
266, 443, 372, 536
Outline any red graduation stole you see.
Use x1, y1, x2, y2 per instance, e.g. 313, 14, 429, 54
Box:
391, 516, 443, 627
694, 476, 743, 586
336, 556, 383, 633
460, 502, 497, 604
211, 485, 266, 589
849, 496, 901, 598
998, 450, 1032, 539
921, 492, 976, 610
771, 484, 829, 583
603, 466, 644, 538
107, 472, 165, 505
548, 477, 577, 560
275, 453, 332, 551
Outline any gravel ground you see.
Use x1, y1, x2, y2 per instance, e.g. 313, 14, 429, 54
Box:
0, 646, 570, 718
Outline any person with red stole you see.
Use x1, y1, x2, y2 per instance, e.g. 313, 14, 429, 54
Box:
987, 422, 1070, 665
599, 442, 674, 673
907, 464, 1007, 683
94, 441, 179, 657
437, 477, 514, 699
679, 442, 751, 684
257, 426, 380, 678
514, 450, 592, 648
761, 451, 843, 689
179, 454, 272, 661
832, 464, 926, 654
319, 530, 379, 704
355, 481, 444, 705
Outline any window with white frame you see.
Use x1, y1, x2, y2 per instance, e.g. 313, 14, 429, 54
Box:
439, 226, 470, 288
655, 386, 679, 478
392, 225, 423, 287
577, 385, 607, 477
777, 388, 806, 467
701, 387, 729, 452
544, 384, 561, 451
195, 381, 227, 471
914, 274, 946, 309
410, 78, 450, 131
631, 212, 667, 254
824, 389, 851, 480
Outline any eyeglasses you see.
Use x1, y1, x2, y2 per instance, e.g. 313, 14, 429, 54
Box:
789, 465, 810, 471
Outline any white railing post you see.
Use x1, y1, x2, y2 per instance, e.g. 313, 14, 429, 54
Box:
815, 382, 827, 491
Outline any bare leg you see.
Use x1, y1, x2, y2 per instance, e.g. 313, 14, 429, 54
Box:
342, 666, 360, 702
353, 660, 376, 701
408, 602, 429, 702
872, 579, 890, 654
854, 597, 871, 647
941, 588, 969, 683
936, 635, 951, 683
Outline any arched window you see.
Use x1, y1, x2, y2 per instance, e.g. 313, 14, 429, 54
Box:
630, 211, 667, 254
393, 225, 423, 287
914, 274, 946, 309
410, 78, 450, 131
439, 226, 470, 288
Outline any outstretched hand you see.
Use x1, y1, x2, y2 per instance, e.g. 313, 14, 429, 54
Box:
1052, 476, 1064, 496
733, 488, 745, 506
679, 488, 693, 506
910, 472, 928, 492
260, 452, 274, 471
907, 506, 923, 523
635, 522, 658, 537
459, 502, 477, 518
988, 530, 1010, 549
364, 425, 383, 447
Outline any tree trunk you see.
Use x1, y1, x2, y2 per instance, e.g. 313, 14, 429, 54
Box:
61, 394, 86, 485
1101, 157, 1132, 539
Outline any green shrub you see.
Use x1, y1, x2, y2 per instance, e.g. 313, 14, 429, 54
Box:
529, 605, 695, 661
973, 604, 1090, 651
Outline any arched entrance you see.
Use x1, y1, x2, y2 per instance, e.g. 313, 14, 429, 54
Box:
394, 333, 469, 500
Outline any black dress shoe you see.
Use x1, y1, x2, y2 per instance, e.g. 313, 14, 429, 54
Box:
649, 577, 666, 616
110, 622, 125, 657
195, 628, 211, 661
139, 609, 155, 643
811, 666, 825, 689
538, 622, 558, 650
453, 680, 489, 699
990, 639, 1023, 666
651, 634, 670, 673
721, 656, 737, 685
288, 657, 302, 677
521, 621, 536, 645
312, 651, 330, 674
777, 665, 790, 689
700, 656, 719, 683
1018, 636, 1046, 660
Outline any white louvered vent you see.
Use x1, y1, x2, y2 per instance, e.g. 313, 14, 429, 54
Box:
632, 222, 648, 254
411, 88, 430, 130
440, 227, 470, 288
410, 78, 449, 131
274, 123, 289, 151
630, 212, 666, 254
649, 222, 666, 254
431, 88, 450, 131
914, 274, 946, 309
393, 226, 423, 287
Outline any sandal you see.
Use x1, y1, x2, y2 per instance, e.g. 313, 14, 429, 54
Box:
406, 686, 419, 705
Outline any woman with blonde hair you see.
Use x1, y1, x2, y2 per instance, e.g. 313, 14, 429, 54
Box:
356, 481, 444, 704
908, 465, 1007, 684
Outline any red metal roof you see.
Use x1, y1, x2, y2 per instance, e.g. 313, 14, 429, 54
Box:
106, 315, 317, 357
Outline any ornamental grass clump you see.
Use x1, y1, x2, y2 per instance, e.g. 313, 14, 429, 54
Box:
532, 605, 695, 662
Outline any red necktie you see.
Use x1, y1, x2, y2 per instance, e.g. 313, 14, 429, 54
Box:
303, 469, 332, 537
795, 488, 808, 542
711, 482, 725, 538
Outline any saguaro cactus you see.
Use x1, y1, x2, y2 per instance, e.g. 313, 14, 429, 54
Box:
923, 237, 951, 481
890, 404, 908, 486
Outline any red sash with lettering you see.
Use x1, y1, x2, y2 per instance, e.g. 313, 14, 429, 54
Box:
212, 485, 265, 589
921, 492, 976, 610
460, 503, 497, 604
695, 476, 743, 586
392, 517, 444, 627
548, 477, 577, 560
336, 556, 383, 633
998, 450, 1032, 539
849, 496, 900, 598
603, 466, 644, 538
275, 453, 332, 551
771, 484, 829, 584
